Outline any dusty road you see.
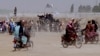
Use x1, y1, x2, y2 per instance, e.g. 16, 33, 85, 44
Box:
0, 32, 100, 56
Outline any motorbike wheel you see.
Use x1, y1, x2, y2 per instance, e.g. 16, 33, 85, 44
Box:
94, 35, 99, 44
75, 38, 82, 48
62, 41, 68, 48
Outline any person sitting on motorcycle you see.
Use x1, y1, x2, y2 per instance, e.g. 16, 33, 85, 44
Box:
14, 20, 28, 48
85, 20, 98, 38
84, 21, 93, 44
91, 20, 98, 38
13, 22, 20, 51
91, 20, 98, 32
65, 19, 77, 42
18, 19, 28, 48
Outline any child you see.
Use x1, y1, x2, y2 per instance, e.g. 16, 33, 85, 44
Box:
21, 35, 28, 48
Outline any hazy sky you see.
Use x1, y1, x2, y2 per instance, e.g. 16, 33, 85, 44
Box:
0, 0, 100, 13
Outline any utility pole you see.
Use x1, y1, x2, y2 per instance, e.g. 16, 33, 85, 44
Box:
14, 7, 17, 17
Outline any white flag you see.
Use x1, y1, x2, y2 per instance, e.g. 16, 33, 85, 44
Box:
46, 3, 53, 8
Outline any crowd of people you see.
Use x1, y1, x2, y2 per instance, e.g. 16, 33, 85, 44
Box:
0, 15, 99, 50
37, 13, 63, 32
0, 14, 64, 51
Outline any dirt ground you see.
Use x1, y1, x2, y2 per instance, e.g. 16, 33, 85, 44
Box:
0, 32, 100, 56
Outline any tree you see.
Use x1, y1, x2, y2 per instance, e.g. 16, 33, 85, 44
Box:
78, 5, 91, 12
70, 4, 74, 13
85, 5, 91, 12
92, 3, 100, 12
78, 5, 82, 12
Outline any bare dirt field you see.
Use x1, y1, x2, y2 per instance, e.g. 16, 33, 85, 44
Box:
0, 32, 100, 56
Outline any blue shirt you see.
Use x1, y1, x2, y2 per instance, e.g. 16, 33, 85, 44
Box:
14, 25, 20, 38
